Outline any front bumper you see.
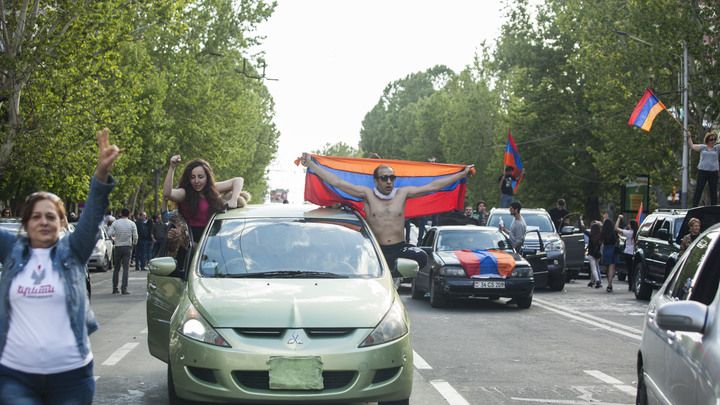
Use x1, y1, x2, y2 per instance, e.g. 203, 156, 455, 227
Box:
546, 250, 565, 275
169, 328, 413, 403
437, 277, 534, 299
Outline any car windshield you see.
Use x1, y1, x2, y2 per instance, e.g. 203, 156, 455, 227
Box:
487, 213, 555, 232
0, 221, 23, 234
674, 218, 684, 239
198, 218, 382, 278
436, 229, 511, 252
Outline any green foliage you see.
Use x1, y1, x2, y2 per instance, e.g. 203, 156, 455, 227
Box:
313, 142, 361, 158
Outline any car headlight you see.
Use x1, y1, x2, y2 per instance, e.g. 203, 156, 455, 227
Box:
438, 266, 465, 277
177, 302, 230, 347
92, 246, 100, 254
359, 299, 408, 348
509, 265, 533, 278
545, 239, 564, 251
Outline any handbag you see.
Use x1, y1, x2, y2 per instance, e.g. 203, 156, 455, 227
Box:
614, 240, 625, 255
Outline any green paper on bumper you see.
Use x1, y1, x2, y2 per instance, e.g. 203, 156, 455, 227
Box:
267, 356, 324, 390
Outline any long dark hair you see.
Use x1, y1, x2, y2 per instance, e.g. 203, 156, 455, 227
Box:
589, 221, 601, 243
601, 218, 617, 245
629, 219, 639, 242
177, 158, 225, 216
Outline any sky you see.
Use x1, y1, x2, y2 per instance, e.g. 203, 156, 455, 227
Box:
256, 0, 509, 203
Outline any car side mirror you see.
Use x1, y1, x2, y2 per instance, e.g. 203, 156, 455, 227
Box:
657, 228, 670, 241
148, 257, 177, 276
656, 301, 707, 333
396, 258, 419, 278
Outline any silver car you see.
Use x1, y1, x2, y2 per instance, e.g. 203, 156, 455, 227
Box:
636, 223, 720, 404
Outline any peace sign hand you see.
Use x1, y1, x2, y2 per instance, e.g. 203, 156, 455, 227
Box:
96, 128, 123, 182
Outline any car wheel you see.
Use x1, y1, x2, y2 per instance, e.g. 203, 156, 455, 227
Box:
102, 253, 111, 272
549, 275, 565, 291
429, 277, 447, 308
634, 262, 652, 301
516, 295, 532, 309
636, 359, 648, 405
410, 277, 424, 300
379, 400, 409, 405
168, 363, 194, 405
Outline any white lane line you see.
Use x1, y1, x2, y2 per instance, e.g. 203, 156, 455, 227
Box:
510, 397, 630, 404
430, 380, 471, 405
413, 350, 432, 370
585, 370, 636, 396
533, 299, 642, 341
101, 342, 139, 366
140, 327, 148, 334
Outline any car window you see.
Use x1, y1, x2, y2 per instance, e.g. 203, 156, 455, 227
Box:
522, 213, 555, 232
486, 214, 513, 228
650, 219, 670, 239
665, 230, 716, 302
638, 216, 654, 238
420, 228, 436, 247
199, 218, 382, 278
435, 230, 511, 252
673, 218, 684, 240
689, 231, 720, 306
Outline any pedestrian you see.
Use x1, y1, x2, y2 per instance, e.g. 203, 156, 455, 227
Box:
1, 208, 11, 217
0, 128, 120, 404
687, 132, 719, 207
151, 214, 167, 258
600, 218, 620, 293
109, 208, 137, 294
500, 201, 526, 305
615, 215, 639, 291
464, 206, 480, 225
473, 200, 488, 226
498, 166, 524, 208
580, 217, 603, 288
679, 217, 701, 256
134, 212, 150, 271
163, 155, 244, 242
144, 214, 154, 265
548, 199, 568, 232
300, 152, 473, 278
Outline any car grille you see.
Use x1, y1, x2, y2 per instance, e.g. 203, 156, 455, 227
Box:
234, 328, 355, 338
233, 370, 356, 390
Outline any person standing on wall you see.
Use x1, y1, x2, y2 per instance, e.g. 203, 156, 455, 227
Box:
687, 132, 719, 207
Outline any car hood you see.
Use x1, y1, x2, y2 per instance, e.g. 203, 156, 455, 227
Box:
435, 250, 527, 267
189, 277, 395, 328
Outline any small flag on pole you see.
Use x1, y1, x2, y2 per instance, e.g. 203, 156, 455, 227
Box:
628, 88, 666, 131
503, 129, 523, 192
635, 202, 644, 224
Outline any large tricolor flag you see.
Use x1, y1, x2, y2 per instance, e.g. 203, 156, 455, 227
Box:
453, 249, 516, 278
628, 88, 666, 131
301, 155, 469, 218
504, 129, 523, 192
635, 202, 644, 224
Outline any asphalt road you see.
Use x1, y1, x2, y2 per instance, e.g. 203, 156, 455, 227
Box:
88, 269, 647, 405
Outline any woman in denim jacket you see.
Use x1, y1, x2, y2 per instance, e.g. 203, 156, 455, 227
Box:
0, 129, 121, 404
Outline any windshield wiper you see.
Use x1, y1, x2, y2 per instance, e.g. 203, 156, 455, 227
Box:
227, 271, 348, 278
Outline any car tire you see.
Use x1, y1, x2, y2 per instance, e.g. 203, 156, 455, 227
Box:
634, 262, 652, 301
549, 275, 565, 291
429, 277, 447, 308
636, 359, 648, 405
101, 253, 111, 272
168, 363, 194, 405
516, 295, 532, 309
410, 277, 424, 300
379, 400, 409, 405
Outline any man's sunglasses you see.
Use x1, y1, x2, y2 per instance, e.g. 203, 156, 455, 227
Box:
376, 175, 397, 182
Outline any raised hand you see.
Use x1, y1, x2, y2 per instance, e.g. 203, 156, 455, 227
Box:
96, 128, 122, 182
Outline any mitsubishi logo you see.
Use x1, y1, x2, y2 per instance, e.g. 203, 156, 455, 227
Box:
287, 331, 303, 345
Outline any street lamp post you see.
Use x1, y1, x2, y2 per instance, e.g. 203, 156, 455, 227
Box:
614, 31, 689, 208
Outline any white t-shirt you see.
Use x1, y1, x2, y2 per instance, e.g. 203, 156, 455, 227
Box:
621, 229, 636, 255
0, 247, 91, 374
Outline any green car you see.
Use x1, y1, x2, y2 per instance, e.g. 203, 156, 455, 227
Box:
146, 204, 417, 404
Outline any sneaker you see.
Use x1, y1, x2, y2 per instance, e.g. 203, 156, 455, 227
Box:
595, 281, 602, 289
122, 291, 130, 295
112, 290, 119, 294
606, 285, 613, 293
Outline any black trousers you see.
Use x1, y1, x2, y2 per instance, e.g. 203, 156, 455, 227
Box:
692, 169, 718, 207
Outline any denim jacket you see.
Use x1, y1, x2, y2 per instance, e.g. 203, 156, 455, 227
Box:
0, 175, 116, 359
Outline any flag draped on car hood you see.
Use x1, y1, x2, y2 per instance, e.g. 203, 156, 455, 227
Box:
453, 249, 516, 278
301, 154, 468, 218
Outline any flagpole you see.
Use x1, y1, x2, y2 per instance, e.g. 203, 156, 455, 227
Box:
664, 109, 691, 136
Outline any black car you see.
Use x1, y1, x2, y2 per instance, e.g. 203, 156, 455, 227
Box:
633, 206, 720, 300
411, 226, 547, 309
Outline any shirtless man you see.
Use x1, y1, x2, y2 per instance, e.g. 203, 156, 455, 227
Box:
300, 153, 473, 275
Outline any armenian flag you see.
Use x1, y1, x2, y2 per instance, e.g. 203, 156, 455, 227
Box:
628, 88, 666, 131
453, 249, 516, 278
504, 129, 523, 192
301, 155, 469, 218
636, 202, 644, 224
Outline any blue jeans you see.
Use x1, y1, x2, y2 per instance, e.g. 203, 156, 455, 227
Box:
500, 194, 514, 208
0, 361, 94, 405
144, 240, 153, 263
135, 240, 147, 270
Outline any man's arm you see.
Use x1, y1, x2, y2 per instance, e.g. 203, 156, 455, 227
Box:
498, 173, 505, 188
405, 165, 474, 199
300, 153, 370, 199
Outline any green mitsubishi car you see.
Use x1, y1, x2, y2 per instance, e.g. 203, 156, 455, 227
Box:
146, 204, 417, 404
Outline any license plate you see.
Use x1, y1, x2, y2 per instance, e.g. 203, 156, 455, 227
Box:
267, 356, 324, 390
474, 280, 505, 289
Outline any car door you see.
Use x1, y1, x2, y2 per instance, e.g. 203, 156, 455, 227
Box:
416, 228, 438, 290
664, 230, 720, 404
559, 213, 585, 271
522, 229, 548, 288
146, 216, 192, 363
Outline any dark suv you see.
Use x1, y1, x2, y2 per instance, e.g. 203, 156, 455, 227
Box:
633, 206, 720, 300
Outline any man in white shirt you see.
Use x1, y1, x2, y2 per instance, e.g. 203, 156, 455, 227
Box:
108, 208, 137, 295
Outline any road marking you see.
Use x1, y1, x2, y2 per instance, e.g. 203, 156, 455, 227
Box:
101, 342, 139, 366
430, 380, 471, 405
585, 370, 636, 396
510, 398, 630, 404
140, 327, 148, 334
413, 350, 432, 369
533, 298, 642, 341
